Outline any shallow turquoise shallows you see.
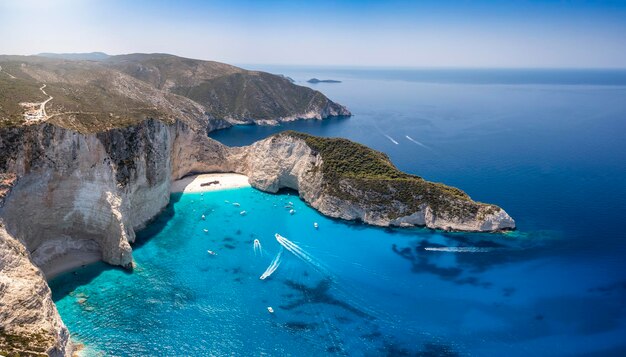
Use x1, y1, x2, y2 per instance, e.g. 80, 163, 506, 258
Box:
51, 68, 626, 356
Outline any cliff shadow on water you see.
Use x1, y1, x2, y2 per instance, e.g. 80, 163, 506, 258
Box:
49, 194, 184, 301
49, 262, 121, 303
133, 193, 183, 249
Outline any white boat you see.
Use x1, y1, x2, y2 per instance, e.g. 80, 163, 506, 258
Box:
289, 209, 295, 215
201, 214, 206, 220
267, 306, 274, 313
240, 210, 247, 216
314, 222, 319, 229
203, 229, 209, 233
207, 250, 217, 255
233, 202, 240, 207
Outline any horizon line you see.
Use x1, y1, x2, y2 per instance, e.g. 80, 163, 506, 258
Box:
2, 52, 625, 71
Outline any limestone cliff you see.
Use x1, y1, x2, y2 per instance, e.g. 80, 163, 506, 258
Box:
1, 225, 71, 357
0, 119, 228, 356
232, 132, 515, 232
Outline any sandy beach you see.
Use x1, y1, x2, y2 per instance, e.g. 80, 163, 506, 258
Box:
170, 173, 251, 193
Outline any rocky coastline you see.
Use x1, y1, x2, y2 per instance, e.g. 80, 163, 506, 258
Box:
0, 115, 515, 355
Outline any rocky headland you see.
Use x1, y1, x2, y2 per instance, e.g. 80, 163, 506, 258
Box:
0, 54, 513, 356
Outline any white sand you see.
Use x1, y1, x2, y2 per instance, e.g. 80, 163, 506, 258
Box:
170, 173, 251, 193
42, 250, 102, 281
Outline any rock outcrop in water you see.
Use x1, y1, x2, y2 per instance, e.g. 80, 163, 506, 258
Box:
233, 132, 515, 232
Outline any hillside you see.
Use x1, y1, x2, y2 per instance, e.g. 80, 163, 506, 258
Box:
0, 54, 350, 133
105, 53, 350, 123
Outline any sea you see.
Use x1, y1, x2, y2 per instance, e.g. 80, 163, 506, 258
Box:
49, 67, 626, 356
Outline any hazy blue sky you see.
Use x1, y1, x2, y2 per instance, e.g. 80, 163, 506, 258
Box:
1, 0, 625, 67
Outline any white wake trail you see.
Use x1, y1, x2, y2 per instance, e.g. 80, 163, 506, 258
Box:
275, 233, 329, 275
424, 247, 494, 253
405, 135, 431, 150
383, 134, 399, 145
259, 247, 283, 280
253, 239, 262, 255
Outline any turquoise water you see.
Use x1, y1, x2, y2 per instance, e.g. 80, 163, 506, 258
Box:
51, 68, 626, 356
51, 188, 541, 356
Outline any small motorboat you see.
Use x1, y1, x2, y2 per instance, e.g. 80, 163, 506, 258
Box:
201, 214, 206, 220
314, 222, 319, 229
203, 229, 209, 233
289, 209, 295, 215
240, 210, 247, 216
207, 250, 217, 256
233, 202, 240, 207
267, 306, 274, 313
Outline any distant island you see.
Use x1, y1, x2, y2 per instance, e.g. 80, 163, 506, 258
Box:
308, 78, 342, 83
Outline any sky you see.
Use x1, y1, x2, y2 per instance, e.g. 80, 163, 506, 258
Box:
1, 0, 625, 68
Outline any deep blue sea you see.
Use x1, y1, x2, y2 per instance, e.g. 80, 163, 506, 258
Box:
50, 68, 626, 356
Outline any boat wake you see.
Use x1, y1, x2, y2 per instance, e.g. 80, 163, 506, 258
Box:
383, 134, 399, 145
405, 135, 432, 150
275, 233, 329, 276
260, 247, 283, 280
424, 247, 494, 253
253, 239, 262, 255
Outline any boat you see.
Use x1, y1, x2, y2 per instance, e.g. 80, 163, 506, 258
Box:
201, 214, 206, 220
289, 209, 295, 215
267, 306, 274, 313
203, 229, 209, 233
314, 222, 319, 229
233, 202, 240, 207
240, 210, 247, 216
207, 250, 217, 255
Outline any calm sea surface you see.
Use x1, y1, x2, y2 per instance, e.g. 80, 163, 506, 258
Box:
51, 68, 626, 356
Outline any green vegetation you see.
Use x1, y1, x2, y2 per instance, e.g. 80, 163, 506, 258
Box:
0, 54, 348, 133
0, 66, 46, 128
281, 131, 490, 220
0, 330, 51, 357
0, 58, 179, 133
106, 53, 346, 121
173, 71, 333, 121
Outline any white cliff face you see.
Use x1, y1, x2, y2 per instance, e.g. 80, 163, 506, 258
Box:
0, 224, 71, 357
232, 134, 515, 232
0, 119, 227, 355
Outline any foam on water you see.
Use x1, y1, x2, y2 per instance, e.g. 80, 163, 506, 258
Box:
259, 247, 282, 280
